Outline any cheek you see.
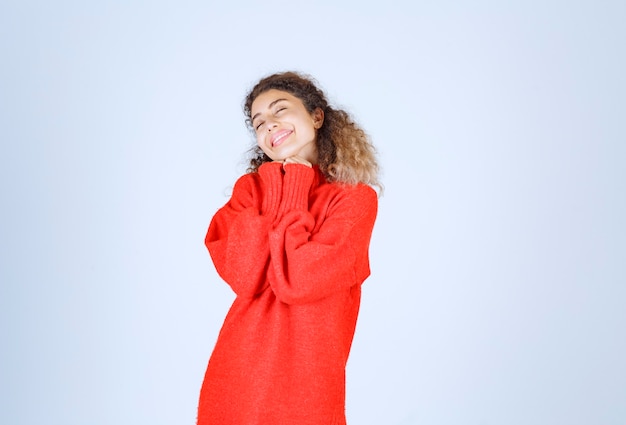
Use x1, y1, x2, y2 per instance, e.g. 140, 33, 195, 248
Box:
256, 136, 274, 157
256, 133, 266, 148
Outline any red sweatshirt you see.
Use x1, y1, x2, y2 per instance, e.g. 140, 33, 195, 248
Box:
197, 162, 378, 425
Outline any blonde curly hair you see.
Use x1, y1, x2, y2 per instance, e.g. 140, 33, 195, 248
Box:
243, 71, 382, 192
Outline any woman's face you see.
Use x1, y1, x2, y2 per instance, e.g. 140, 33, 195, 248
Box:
250, 89, 323, 164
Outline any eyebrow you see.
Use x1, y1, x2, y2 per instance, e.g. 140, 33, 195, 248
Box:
251, 98, 288, 123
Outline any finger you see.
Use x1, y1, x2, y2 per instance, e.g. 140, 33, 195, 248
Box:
284, 156, 311, 167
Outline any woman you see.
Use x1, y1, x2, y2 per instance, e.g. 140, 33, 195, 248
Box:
198, 71, 381, 425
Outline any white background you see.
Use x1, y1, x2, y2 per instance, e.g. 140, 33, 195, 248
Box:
1, 1, 624, 424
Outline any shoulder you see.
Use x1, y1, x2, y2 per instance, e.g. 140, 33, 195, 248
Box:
232, 171, 260, 192
230, 162, 286, 202
319, 182, 378, 219
228, 172, 263, 207
332, 182, 377, 204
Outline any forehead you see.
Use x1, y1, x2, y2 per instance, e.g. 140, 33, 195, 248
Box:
251, 89, 300, 114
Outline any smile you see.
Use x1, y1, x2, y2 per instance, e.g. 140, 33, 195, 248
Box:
271, 130, 293, 147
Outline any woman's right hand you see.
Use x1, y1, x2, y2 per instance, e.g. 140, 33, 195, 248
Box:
282, 155, 313, 168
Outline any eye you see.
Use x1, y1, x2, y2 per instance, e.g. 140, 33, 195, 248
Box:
275, 107, 286, 114
255, 121, 264, 131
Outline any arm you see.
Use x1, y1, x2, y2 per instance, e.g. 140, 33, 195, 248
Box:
267, 164, 378, 305
205, 162, 284, 297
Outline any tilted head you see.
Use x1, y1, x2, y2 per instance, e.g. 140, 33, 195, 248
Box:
243, 71, 381, 191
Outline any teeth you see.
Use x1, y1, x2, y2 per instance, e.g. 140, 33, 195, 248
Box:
273, 131, 290, 146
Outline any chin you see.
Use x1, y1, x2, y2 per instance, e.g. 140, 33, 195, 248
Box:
270, 150, 292, 161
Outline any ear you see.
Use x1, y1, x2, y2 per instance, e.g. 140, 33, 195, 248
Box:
312, 108, 324, 129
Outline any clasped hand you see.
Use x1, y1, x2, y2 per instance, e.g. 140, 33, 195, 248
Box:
275, 155, 313, 168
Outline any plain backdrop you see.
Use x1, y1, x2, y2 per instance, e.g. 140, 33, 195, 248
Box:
1, 1, 624, 424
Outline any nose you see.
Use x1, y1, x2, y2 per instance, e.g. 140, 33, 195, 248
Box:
265, 119, 278, 132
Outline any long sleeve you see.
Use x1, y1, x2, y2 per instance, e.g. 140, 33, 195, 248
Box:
267, 164, 378, 305
205, 162, 284, 297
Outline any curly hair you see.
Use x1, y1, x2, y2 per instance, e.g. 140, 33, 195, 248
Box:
243, 71, 382, 192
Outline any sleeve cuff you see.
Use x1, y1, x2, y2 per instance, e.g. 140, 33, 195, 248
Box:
258, 162, 284, 216
278, 164, 314, 214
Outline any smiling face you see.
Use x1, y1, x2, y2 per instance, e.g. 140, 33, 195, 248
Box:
250, 89, 324, 164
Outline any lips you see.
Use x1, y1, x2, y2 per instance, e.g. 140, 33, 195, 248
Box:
270, 130, 293, 147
